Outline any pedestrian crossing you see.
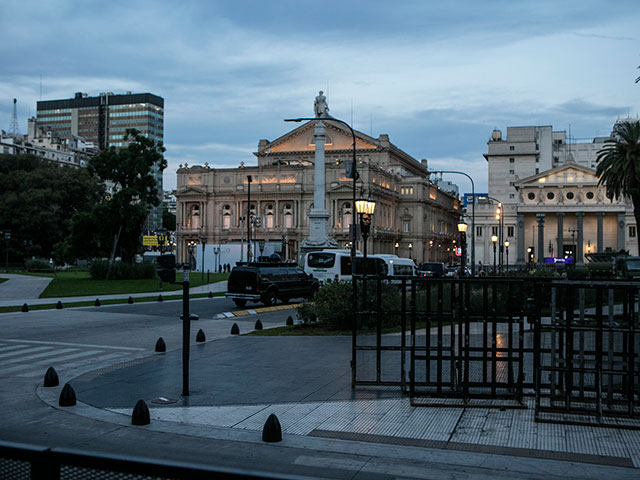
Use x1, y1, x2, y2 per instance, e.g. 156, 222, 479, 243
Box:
0, 339, 146, 379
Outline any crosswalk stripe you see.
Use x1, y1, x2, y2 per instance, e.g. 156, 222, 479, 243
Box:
0, 346, 53, 360
0, 344, 36, 353
4, 339, 144, 351
1, 348, 77, 366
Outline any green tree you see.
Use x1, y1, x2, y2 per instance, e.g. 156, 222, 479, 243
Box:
0, 154, 104, 264
89, 129, 166, 263
162, 209, 176, 231
596, 120, 640, 254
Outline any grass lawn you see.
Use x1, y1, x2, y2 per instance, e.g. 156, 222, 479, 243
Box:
0, 291, 225, 314
0, 278, 7, 285
39, 271, 228, 298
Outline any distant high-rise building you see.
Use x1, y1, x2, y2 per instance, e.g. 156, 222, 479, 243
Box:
36, 92, 165, 232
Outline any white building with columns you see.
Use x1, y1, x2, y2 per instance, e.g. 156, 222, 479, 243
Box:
474, 124, 637, 270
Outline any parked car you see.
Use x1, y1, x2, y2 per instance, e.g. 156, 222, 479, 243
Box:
444, 266, 458, 278
225, 262, 319, 308
417, 262, 445, 278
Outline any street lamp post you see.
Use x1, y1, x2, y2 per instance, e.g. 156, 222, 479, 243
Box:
504, 241, 510, 273
491, 234, 498, 275
458, 220, 468, 277
201, 236, 207, 280
408, 242, 413, 259
428, 170, 476, 276
394, 241, 399, 256
3, 231, 10, 272
355, 196, 376, 261
187, 240, 197, 270
239, 216, 245, 262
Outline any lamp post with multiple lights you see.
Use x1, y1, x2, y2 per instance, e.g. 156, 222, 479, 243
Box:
355, 195, 376, 261
504, 241, 510, 273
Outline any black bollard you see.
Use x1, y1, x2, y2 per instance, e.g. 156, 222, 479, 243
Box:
94, 298, 101, 307
128, 296, 134, 304
231, 323, 240, 335
22, 303, 29, 312
255, 319, 263, 330
208, 291, 213, 298
59, 383, 76, 407
155, 337, 166, 353
196, 329, 206, 343
262, 414, 282, 442
131, 399, 150, 426
286, 315, 294, 326
56, 300, 63, 310
157, 295, 163, 302
43, 367, 59, 387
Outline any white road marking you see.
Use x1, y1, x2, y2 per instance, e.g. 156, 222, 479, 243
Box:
4, 339, 145, 351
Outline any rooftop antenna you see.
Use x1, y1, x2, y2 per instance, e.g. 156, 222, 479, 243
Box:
10, 98, 19, 135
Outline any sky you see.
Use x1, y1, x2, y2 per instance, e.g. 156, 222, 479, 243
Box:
1, 0, 639, 195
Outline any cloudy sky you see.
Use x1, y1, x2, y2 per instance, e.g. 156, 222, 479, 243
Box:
1, 0, 638, 194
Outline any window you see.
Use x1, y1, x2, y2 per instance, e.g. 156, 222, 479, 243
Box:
566, 192, 574, 200
476, 226, 482, 237
547, 192, 555, 200
528, 192, 535, 200
509, 158, 514, 163
402, 221, 410, 233
509, 169, 514, 174
507, 226, 514, 237
586, 191, 594, 200
535, 168, 539, 174
222, 205, 231, 230
630, 226, 637, 238
509, 146, 515, 151
491, 226, 498, 236
509, 193, 515, 199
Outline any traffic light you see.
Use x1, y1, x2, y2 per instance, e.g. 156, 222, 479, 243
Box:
157, 254, 176, 283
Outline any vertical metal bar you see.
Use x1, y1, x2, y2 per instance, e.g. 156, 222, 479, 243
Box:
565, 284, 574, 412
464, 278, 470, 398
607, 287, 615, 407
351, 276, 358, 388
595, 286, 604, 416
182, 271, 190, 397
410, 279, 417, 397
436, 281, 443, 394
534, 280, 542, 419
491, 281, 497, 396
449, 280, 456, 391
508, 281, 514, 390
628, 286, 636, 417
517, 279, 525, 401
426, 280, 431, 384
483, 282, 488, 385
401, 277, 407, 392
376, 277, 382, 384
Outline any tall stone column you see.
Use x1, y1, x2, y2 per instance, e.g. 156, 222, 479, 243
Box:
556, 213, 564, 259
597, 212, 604, 252
300, 120, 338, 261
576, 212, 584, 265
618, 213, 626, 251
536, 213, 545, 265
516, 213, 525, 266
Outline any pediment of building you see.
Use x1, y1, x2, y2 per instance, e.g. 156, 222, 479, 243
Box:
178, 186, 207, 196
515, 163, 598, 188
260, 121, 378, 155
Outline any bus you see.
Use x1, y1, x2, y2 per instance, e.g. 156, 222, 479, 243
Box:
303, 249, 388, 283
375, 254, 416, 278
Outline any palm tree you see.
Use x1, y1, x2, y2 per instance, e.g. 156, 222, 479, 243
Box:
596, 120, 640, 253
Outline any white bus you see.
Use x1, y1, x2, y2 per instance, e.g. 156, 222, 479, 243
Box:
303, 249, 388, 283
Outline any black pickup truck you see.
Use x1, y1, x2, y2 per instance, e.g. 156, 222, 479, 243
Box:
225, 262, 319, 307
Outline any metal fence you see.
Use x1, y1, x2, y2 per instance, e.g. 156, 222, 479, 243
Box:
351, 276, 640, 423
0, 441, 308, 480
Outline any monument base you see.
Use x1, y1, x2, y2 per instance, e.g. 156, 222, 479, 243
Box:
298, 237, 338, 265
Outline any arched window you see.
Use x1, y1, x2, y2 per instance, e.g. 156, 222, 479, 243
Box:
341, 202, 352, 231
222, 205, 231, 230
283, 203, 293, 228
265, 204, 275, 229
188, 204, 200, 229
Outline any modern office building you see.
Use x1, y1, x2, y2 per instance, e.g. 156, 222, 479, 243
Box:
473, 123, 637, 271
36, 92, 165, 232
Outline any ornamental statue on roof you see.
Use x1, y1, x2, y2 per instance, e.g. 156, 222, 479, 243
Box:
314, 90, 329, 118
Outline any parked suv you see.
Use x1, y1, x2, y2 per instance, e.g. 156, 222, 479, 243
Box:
417, 262, 445, 278
225, 263, 320, 308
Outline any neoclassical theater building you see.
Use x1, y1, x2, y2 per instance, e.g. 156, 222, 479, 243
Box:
175, 111, 460, 266
474, 124, 637, 269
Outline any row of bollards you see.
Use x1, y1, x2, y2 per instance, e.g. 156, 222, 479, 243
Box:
43, 364, 283, 441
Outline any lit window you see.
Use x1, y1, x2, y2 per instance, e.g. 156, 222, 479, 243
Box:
630, 226, 636, 238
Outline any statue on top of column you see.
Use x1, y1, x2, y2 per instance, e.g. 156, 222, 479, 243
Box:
314, 91, 329, 118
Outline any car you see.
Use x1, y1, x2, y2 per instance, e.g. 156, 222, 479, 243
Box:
417, 262, 445, 278
225, 262, 320, 308
444, 266, 458, 278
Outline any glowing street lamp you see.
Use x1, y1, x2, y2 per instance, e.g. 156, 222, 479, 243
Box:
355, 196, 376, 260
491, 234, 498, 275
504, 240, 510, 272
457, 220, 468, 277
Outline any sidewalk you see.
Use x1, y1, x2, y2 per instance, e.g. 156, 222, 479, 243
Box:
0, 273, 227, 308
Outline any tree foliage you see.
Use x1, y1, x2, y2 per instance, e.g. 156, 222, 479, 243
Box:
596, 120, 640, 254
88, 129, 166, 263
0, 154, 104, 264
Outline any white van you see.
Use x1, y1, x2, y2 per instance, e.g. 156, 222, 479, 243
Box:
303, 249, 388, 283
375, 254, 416, 278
